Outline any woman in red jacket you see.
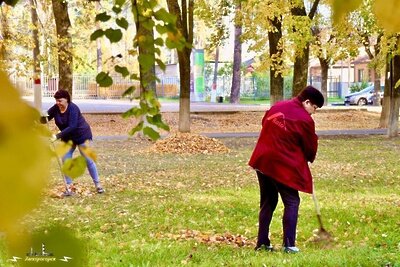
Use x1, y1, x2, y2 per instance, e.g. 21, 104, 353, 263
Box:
249, 86, 324, 253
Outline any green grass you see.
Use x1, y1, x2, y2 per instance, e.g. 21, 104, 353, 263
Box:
1, 136, 399, 266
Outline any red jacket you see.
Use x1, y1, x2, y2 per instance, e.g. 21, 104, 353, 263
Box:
248, 98, 318, 193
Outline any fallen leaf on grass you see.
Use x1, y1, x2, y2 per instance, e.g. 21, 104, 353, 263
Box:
153, 229, 256, 248
146, 132, 230, 154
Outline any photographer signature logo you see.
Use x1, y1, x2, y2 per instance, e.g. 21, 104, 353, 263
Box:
8, 243, 72, 263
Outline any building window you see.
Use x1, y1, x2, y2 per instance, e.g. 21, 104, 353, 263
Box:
358, 69, 364, 82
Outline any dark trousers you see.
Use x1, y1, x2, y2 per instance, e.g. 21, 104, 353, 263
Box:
256, 171, 300, 248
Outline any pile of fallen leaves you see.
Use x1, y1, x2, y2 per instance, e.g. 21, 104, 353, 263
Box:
147, 132, 230, 154
153, 229, 255, 248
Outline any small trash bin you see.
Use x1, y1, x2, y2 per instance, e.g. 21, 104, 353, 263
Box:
217, 96, 223, 103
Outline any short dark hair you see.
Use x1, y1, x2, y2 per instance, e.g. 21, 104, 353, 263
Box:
297, 86, 324, 108
53, 90, 71, 103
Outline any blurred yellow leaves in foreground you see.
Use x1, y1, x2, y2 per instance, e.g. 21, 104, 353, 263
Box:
0, 71, 51, 233
333, 0, 400, 33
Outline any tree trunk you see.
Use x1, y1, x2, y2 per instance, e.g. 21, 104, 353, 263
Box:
319, 58, 329, 106
51, 0, 73, 96
137, 20, 156, 94
30, 0, 41, 111
387, 54, 400, 137
380, 60, 390, 128
95, 2, 102, 98
292, 45, 309, 96
372, 69, 381, 106
0, 5, 11, 62
268, 16, 283, 105
177, 48, 191, 132
166, 0, 193, 133
30, 0, 40, 76
230, 1, 242, 104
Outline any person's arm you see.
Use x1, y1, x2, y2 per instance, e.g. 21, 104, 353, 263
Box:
300, 119, 318, 163
56, 105, 79, 139
40, 105, 57, 124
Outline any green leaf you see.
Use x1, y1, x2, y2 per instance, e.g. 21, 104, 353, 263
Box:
128, 121, 144, 136
154, 37, 164, 46
96, 72, 113, 87
144, 90, 156, 102
105, 28, 123, 43
96, 12, 112, 22
3, 0, 19, 6
130, 73, 140, 80
62, 156, 86, 179
147, 107, 159, 116
115, 0, 126, 7
143, 126, 160, 141
153, 8, 175, 23
115, 65, 130, 77
155, 58, 166, 71
116, 18, 129, 30
112, 6, 122, 14
155, 25, 168, 34
138, 54, 155, 72
122, 107, 144, 118
90, 29, 104, 41
122, 86, 136, 97
142, 20, 155, 31
151, 114, 170, 131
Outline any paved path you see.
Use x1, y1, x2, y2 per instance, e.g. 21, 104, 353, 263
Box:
23, 96, 393, 138
24, 96, 383, 114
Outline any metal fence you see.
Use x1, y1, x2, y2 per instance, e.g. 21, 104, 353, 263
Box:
12, 74, 180, 99
14, 73, 300, 100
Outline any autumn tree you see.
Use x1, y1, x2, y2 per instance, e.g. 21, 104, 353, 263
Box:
241, 0, 289, 104
332, 0, 400, 137
351, 0, 383, 106
0, 4, 11, 64
311, 7, 358, 105
92, 0, 181, 140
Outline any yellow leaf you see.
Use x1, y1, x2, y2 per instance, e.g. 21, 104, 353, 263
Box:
373, 0, 400, 33
79, 144, 97, 162
0, 71, 51, 234
332, 0, 362, 24
54, 140, 73, 158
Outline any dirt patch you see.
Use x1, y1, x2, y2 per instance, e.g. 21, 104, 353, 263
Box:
80, 110, 381, 136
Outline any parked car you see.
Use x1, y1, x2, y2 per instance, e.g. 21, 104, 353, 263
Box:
344, 85, 384, 106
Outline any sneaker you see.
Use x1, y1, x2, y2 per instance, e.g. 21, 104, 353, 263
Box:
62, 190, 74, 197
255, 244, 274, 252
283, 246, 300, 253
96, 187, 105, 194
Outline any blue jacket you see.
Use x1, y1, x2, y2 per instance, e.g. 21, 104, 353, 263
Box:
47, 102, 92, 145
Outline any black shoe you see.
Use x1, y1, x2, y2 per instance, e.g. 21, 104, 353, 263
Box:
96, 187, 105, 194
255, 244, 274, 252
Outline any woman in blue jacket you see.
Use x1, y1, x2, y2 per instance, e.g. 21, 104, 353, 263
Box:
45, 89, 104, 196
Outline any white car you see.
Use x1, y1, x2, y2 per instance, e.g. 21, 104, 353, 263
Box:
344, 85, 384, 106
